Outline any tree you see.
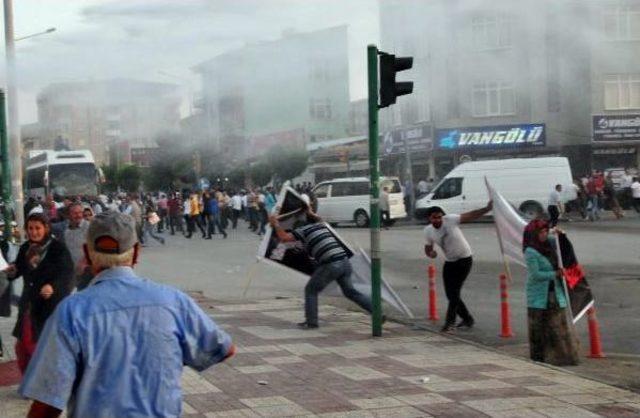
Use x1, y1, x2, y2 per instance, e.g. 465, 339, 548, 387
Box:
266, 146, 309, 185
249, 160, 274, 187
101, 164, 119, 192
117, 165, 141, 192
146, 134, 194, 191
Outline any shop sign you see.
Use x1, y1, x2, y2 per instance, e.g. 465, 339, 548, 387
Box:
592, 147, 636, 155
437, 124, 545, 150
380, 123, 432, 155
592, 114, 640, 142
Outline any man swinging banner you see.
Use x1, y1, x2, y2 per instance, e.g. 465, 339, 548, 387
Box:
257, 184, 413, 324
487, 181, 595, 323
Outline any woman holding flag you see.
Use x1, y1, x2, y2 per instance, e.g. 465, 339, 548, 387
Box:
523, 219, 579, 366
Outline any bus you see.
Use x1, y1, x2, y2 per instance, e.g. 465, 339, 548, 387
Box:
25, 150, 103, 198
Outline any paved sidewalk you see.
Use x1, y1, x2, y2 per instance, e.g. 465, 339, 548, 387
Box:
2, 295, 640, 417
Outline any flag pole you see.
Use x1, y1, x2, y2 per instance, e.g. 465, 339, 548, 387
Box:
485, 178, 513, 283
553, 231, 574, 321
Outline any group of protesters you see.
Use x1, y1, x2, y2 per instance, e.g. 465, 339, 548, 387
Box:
566, 169, 638, 221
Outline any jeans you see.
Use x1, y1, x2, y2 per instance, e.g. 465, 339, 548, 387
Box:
169, 214, 182, 235
588, 195, 600, 221
304, 258, 372, 326
547, 205, 560, 227
442, 256, 474, 327
206, 213, 227, 237
232, 209, 241, 229
144, 222, 165, 244
380, 210, 391, 227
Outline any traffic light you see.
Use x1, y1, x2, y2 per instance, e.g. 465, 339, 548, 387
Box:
379, 52, 413, 108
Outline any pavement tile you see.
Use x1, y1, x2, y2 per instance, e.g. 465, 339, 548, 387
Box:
262, 355, 305, 365
4, 296, 640, 418
278, 343, 330, 356
443, 388, 540, 403
316, 411, 375, 418
416, 402, 491, 417
348, 396, 407, 409
239, 326, 327, 340
552, 394, 614, 405
485, 410, 547, 418
369, 405, 431, 417
234, 365, 281, 374
393, 393, 453, 405
204, 409, 261, 418
584, 403, 640, 418
329, 366, 390, 381
239, 345, 283, 354
251, 404, 312, 417
532, 405, 603, 417
462, 397, 568, 413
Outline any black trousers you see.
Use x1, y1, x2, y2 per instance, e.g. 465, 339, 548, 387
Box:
442, 256, 474, 326
548, 205, 560, 227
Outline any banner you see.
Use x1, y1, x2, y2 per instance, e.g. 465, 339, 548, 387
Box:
257, 184, 414, 318
486, 181, 594, 323
485, 181, 528, 266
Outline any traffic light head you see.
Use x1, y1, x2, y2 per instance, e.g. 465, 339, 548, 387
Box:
379, 53, 414, 108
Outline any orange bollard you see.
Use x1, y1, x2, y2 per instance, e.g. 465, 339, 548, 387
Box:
499, 274, 514, 338
427, 264, 439, 321
587, 307, 605, 358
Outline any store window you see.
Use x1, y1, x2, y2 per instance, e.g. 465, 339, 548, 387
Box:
604, 74, 640, 110
432, 177, 462, 200
471, 14, 512, 50
472, 81, 515, 117
604, 5, 640, 41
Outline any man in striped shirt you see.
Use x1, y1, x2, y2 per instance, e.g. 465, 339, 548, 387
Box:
269, 207, 373, 329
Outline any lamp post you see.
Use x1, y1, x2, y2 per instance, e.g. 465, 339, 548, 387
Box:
3, 0, 56, 240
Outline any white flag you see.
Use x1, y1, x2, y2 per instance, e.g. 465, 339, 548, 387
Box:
485, 180, 527, 266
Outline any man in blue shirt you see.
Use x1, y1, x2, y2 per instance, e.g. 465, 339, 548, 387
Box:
20, 211, 235, 418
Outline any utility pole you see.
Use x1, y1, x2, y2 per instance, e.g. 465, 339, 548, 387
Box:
367, 45, 383, 337
4, 0, 24, 239
403, 136, 415, 216
0, 90, 12, 240
368, 45, 414, 337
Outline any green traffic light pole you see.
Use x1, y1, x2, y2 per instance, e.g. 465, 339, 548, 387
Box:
0, 90, 13, 240
367, 45, 383, 337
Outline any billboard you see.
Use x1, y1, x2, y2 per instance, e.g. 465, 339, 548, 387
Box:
437, 124, 546, 150
380, 123, 433, 156
592, 114, 640, 142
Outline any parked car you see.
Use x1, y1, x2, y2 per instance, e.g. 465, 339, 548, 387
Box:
415, 157, 577, 220
313, 177, 406, 227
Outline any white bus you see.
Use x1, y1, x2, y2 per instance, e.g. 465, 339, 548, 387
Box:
25, 150, 102, 198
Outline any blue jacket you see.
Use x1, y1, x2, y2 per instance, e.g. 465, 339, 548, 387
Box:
524, 246, 568, 309
206, 198, 219, 215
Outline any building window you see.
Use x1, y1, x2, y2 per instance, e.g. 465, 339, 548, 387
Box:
471, 81, 515, 117
309, 99, 332, 120
604, 5, 640, 41
309, 59, 331, 82
604, 74, 640, 109
471, 15, 512, 50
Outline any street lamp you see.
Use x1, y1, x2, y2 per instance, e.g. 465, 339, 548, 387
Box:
3, 0, 57, 240
15, 27, 56, 42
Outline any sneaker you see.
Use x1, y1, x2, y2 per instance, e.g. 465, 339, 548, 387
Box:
297, 321, 319, 330
455, 319, 474, 329
440, 324, 455, 333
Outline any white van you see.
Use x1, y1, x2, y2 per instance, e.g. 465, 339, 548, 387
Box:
313, 177, 406, 227
415, 157, 577, 219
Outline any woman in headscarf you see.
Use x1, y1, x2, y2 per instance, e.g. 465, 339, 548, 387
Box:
523, 219, 579, 366
4, 212, 74, 373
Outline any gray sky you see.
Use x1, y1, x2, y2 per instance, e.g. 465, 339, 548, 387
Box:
1, 0, 379, 123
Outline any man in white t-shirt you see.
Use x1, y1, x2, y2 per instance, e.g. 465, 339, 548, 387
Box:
631, 177, 640, 213
424, 202, 492, 332
547, 184, 563, 227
